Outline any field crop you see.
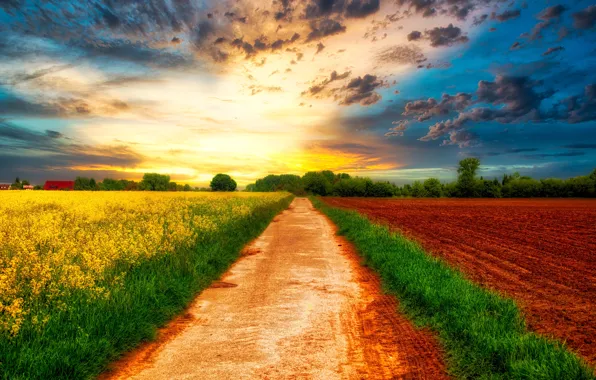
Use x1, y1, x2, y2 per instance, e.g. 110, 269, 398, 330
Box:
0, 191, 292, 379
322, 198, 596, 366
314, 197, 595, 379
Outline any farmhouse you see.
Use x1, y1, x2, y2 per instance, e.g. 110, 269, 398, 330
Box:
0, 183, 10, 190
43, 181, 75, 191
23, 185, 34, 190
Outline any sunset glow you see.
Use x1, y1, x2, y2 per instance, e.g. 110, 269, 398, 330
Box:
1, 1, 595, 186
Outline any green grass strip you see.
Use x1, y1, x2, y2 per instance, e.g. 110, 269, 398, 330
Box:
1, 195, 293, 380
312, 197, 595, 380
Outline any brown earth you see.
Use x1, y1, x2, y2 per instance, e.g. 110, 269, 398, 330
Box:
102, 198, 447, 379
322, 197, 596, 365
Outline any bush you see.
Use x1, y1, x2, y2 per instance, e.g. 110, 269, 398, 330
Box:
210, 174, 237, 192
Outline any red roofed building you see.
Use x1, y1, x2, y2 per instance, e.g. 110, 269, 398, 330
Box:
44, 181, 75, 191
0, 184, 10, 190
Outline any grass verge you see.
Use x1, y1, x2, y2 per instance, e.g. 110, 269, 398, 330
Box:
312, 197, 595, 380
1, 195, 293, 380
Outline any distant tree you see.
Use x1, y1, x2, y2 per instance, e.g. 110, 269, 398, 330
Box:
89, 178, 97, 190
253, 174, 303, 194
476, 179, 502, 198
302, 171, 333, 195
411, 181, 427, 198
75, 177, 93, 190
100, 178, 129, 191
11, 178, 22, 190
367, 181, 395, 197
333, 177, 369, 197
565, 176, 595, 197
210, 174, 237, 192
442, 182, 457, 197
401, 184, 412, 197
140, 173, 171, 191
457, 158, 481, 197
168, 182, 178, 191
320, 170, 336, 184
423, 178, 443, 198
183, 184, 191, 192
21, 180, 30, 186
245, 183, 256, 192
33, 185, 43, 190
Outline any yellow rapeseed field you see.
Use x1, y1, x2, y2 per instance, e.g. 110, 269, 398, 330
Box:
0, 191, 288, 338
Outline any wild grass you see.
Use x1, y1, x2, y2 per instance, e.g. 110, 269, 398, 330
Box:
312, 197, 595, 380
0, 193, 293, 379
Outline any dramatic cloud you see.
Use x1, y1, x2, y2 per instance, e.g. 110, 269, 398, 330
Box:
396, 0, 514, 21
441, 130, 478, 148
491, 9, 521, 22
304, 0, 380, 19
473, 14, 488, 26
550, 84, 596, 124
403, 93, 473, 121
302, 70, 351, 96
476, 76, 548, 118
530, 4, 567, 40
407, 31, 422, 41
339, 75, 386, 106
425, 24, 469, 47
385, 120, 409, 137
573, 6, 596, 30
419, 76, 552, 144
306, 19, 347, 41
345, 0, 381, 18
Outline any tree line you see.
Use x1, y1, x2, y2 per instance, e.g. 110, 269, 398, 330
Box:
245, 159, 596, 198
5, 173, 238, 192
245, 171, 395, 197
74, 173, 237, 192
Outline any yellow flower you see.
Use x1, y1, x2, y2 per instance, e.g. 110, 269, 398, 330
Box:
0, 191, 288, 337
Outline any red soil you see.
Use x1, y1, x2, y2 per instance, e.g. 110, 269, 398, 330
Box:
323, 198, 596, 366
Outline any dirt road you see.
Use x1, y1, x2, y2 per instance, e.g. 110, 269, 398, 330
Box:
104, 198, 446, 379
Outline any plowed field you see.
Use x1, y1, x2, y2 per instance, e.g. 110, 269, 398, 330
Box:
322, 198, 596, 365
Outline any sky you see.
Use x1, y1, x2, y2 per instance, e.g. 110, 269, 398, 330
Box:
1, 0, 595, 186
